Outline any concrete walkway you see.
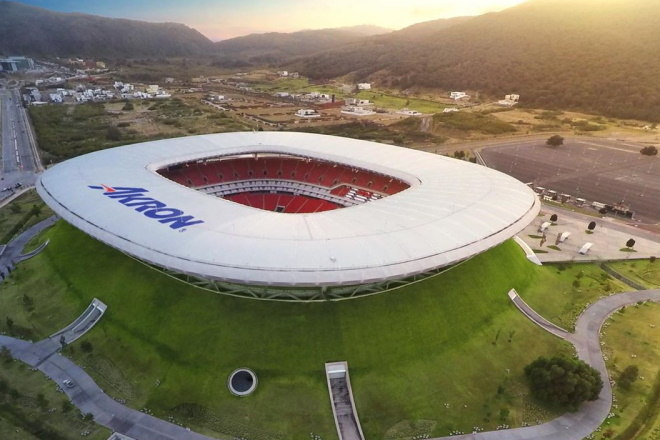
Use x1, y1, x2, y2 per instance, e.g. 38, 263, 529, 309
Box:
0, 215, 57, 279
430, 289, 660, 440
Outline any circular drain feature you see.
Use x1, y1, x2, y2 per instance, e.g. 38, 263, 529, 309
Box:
228, 368, 257, 396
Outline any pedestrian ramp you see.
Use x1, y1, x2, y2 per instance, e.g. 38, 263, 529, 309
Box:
50, 298, 107, 344
325, 361, 365, 440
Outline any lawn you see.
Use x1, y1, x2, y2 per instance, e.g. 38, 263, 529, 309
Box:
356, 91, 446, 114
0, 189, 54, 244
517, 262, 629, 331
432, 112, 517, 135
0, 222, 572, 440
608, 260, 660, 289
596, 302, 660, 440
0, 353, 109, 440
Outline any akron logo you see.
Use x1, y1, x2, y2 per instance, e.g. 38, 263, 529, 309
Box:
88, 185, 205, 230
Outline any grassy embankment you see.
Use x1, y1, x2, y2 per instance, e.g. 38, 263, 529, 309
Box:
0, 189, 54, 244
596, 303, 660, 440
0, 221, 573, 439
608, 260, 660, 289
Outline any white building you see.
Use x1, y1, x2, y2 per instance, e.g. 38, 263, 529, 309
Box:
37, 132, 539, 300
396, 109, 423, 116
443, 107, 459, 113
295, 109, 321, 118
277, 71, 288, 77
497, 94, 520, 107
450, 91, 469, 100
341, 106, 376, 116
357, 83, 371, 90
146, 85, 160, 94
345, 98, 371, 107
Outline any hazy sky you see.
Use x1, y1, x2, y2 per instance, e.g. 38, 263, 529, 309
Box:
17, 0, 528, 40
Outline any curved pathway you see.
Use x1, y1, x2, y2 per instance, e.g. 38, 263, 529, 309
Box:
0, 215, 57, 279
0, 289, 658, 440
0, 334, 218, 440
431, 289, 660, 440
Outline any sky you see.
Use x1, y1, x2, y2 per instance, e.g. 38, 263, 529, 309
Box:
16, 0, 528, 40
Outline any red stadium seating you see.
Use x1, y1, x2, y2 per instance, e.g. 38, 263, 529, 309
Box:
158, 154, 409, 213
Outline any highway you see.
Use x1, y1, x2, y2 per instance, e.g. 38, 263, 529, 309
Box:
0, 81, 40, 194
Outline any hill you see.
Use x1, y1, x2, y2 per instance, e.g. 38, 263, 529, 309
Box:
0, 1, 214, 57
293, 0, 660, 121
213, 25, 390, 66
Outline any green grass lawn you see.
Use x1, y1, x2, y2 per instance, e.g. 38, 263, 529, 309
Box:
608, 260, 660, 289
596, 302, 660, 440
0, 355, 109, 440
356, 91, 446, 114
0, 189, 54, 244
0, 222, 573, 439
432, 112, 517, 135
518, 264, 630, 331
517, 263, 629, 331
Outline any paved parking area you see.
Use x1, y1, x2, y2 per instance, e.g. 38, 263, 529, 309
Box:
480, 138, 660, 223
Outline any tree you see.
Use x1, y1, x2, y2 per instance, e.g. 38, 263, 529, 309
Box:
587, 221, 596, 231
106, 126, 122, 141
80, 341, 93, 353
550, 214, 558, 222
61, 400, 74, 413
5, 316, 13, 330
618, 365, 639, 389
626, 238, 636, 249
0, 346, 12, 363
524, 356, 603, 410
546, 135, 564, 147
640, 146, 658, 156
122, 101, 134, 111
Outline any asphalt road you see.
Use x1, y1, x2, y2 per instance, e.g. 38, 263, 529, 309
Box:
0, 82, 40, 193
478, 137, 660, 223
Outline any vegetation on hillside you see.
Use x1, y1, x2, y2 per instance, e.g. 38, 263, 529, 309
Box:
294, 0, 660, 122
0, 223, 571, 438
0, 1, 213, 57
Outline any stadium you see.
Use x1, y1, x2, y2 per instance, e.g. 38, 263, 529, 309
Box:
36, 131, 539, 300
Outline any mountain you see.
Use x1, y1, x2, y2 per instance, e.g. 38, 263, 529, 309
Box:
0, 1, 214, 57
293, 0, 660, 121
335, 25, 392, 36
213, 26, 391, 66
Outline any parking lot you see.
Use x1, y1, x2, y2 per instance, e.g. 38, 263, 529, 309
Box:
480, 138, 660, 223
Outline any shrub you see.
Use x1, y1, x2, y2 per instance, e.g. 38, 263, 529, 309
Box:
619, 365, 639, 390
106, 126, 122, 141
525, 356, 603, 410
640, 146, 658, 156
546, 134, 564, 147
80, 341, 93, 353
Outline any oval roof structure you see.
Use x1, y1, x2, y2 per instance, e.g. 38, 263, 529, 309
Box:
37, 132, 539, 291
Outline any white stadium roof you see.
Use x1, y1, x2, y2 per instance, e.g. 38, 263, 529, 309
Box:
37, 132, 539, 292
